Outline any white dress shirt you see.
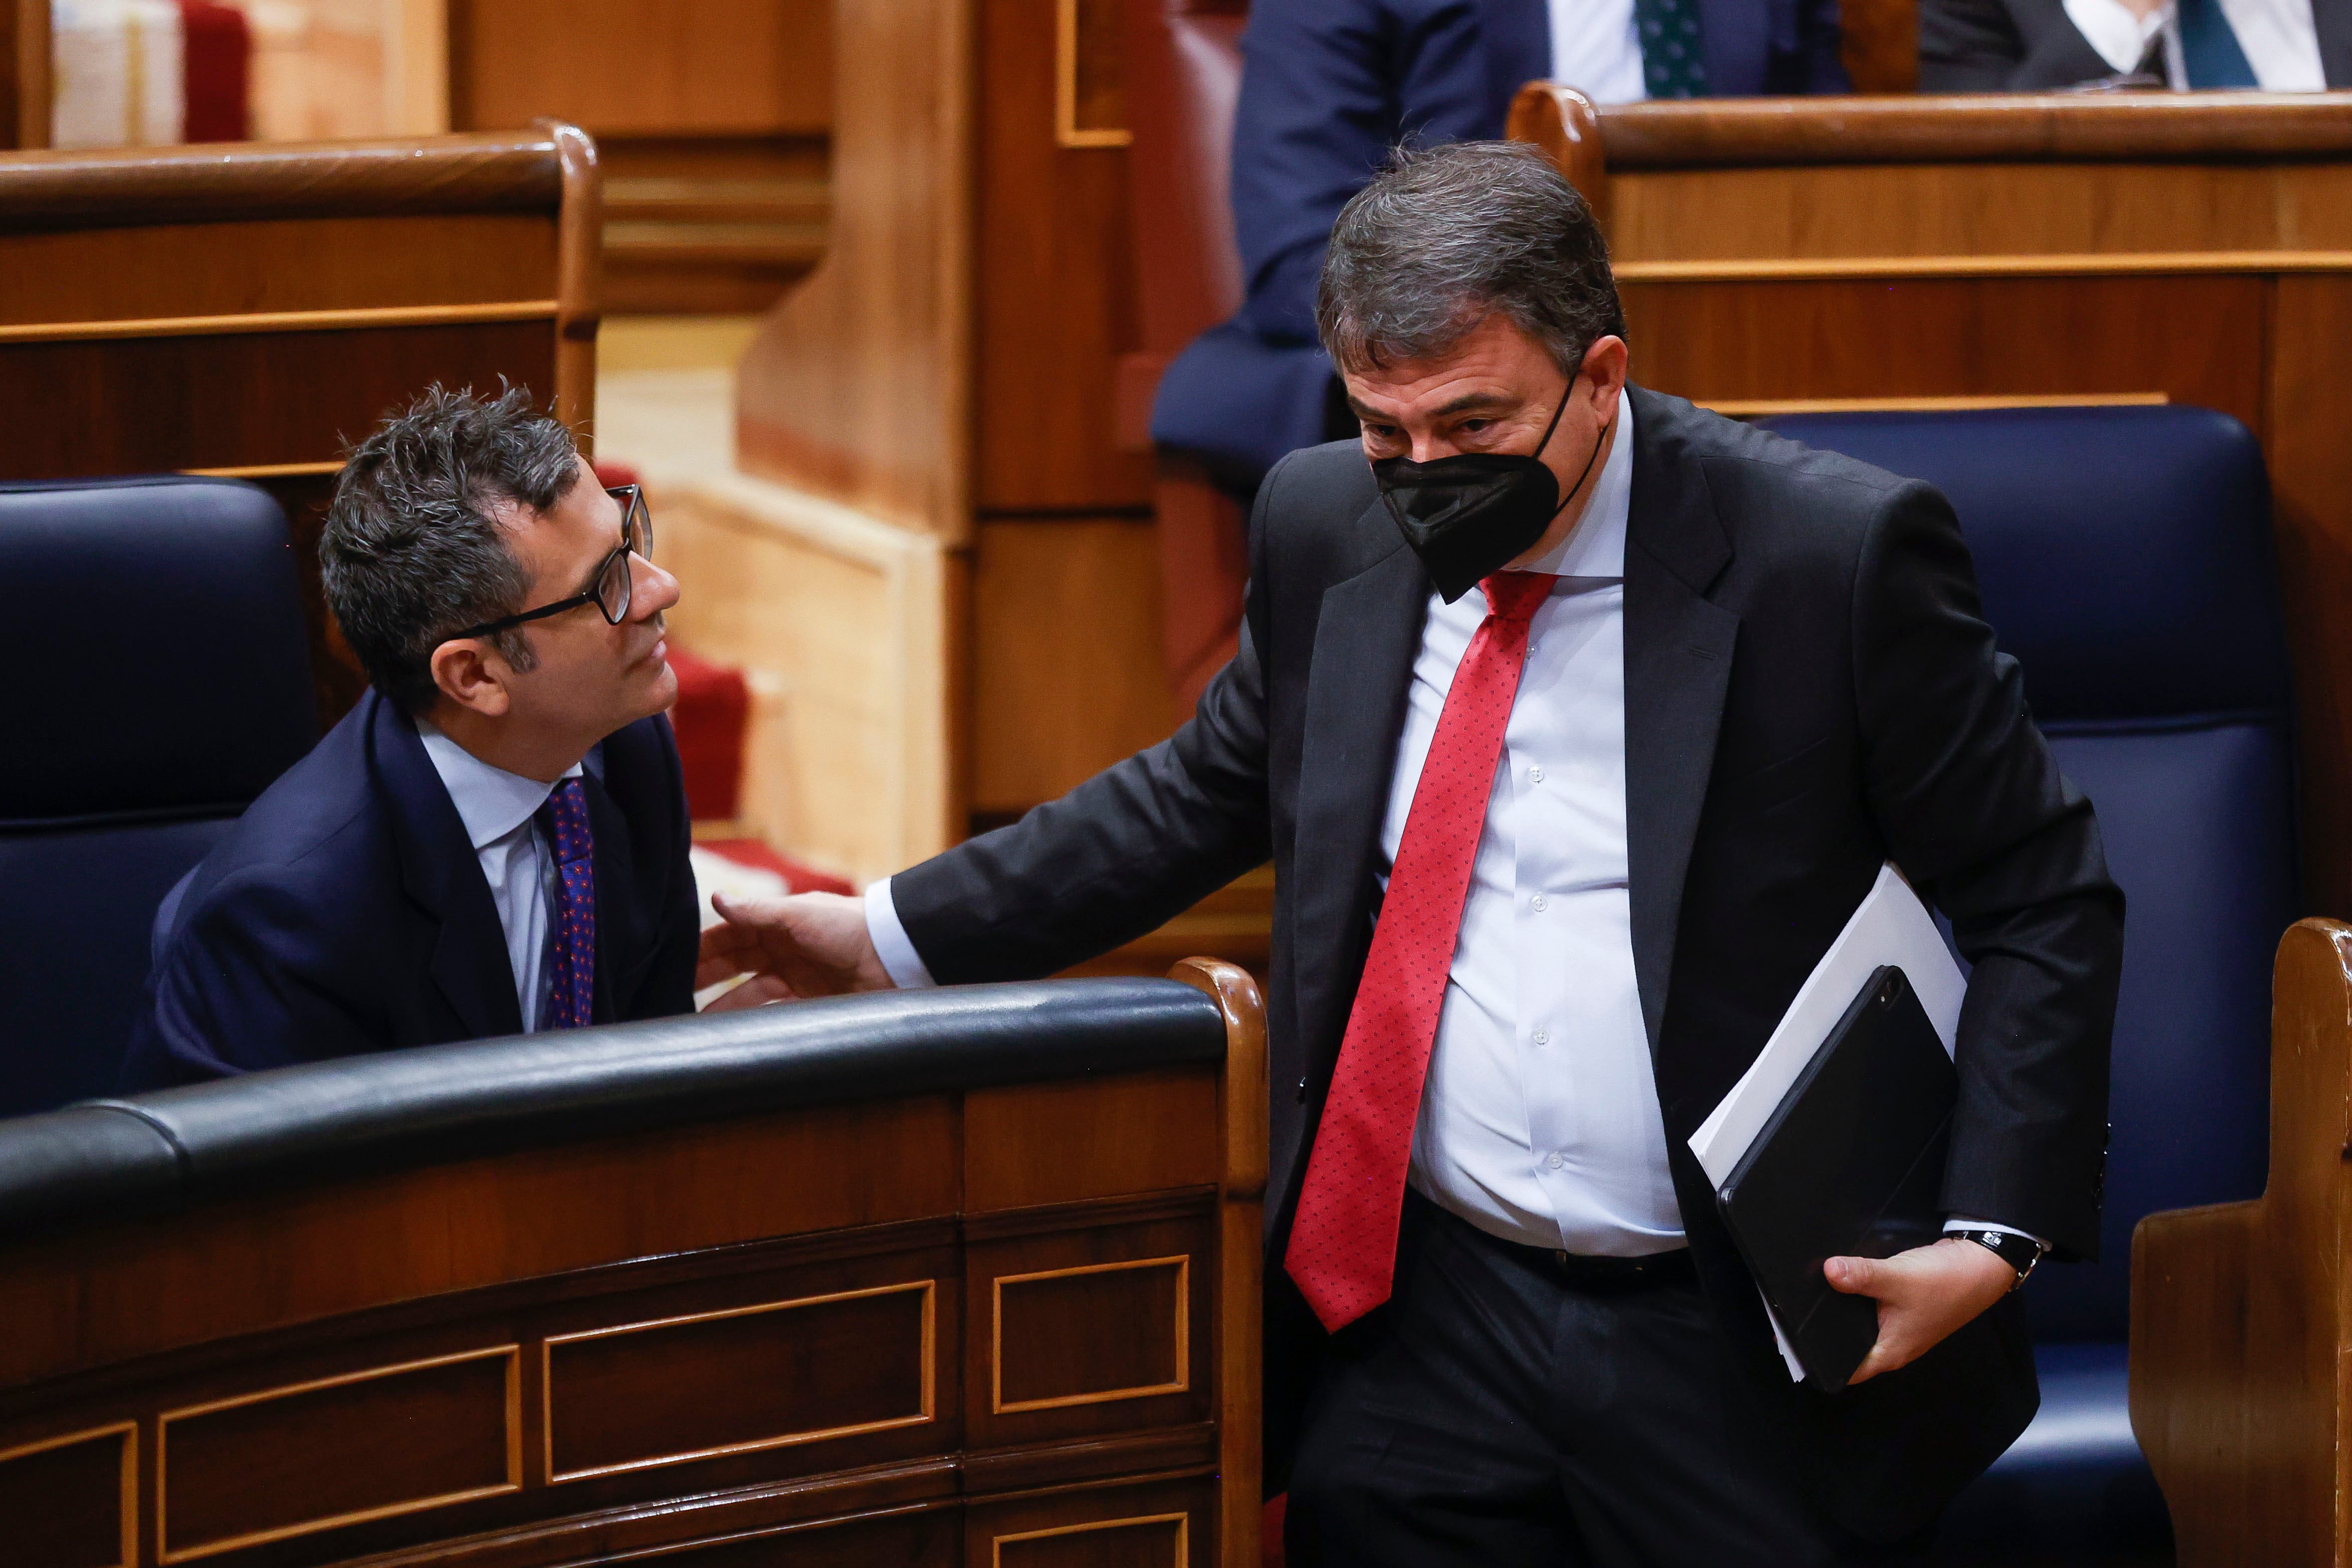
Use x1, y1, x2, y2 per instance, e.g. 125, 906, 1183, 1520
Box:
416, 721, 583, 1033
866, 395, 2041, 1260
1549, 0, 1651, 104
2066, 0, 2324, 87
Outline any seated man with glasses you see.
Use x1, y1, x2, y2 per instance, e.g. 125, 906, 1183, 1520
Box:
120, 385, 704, 1087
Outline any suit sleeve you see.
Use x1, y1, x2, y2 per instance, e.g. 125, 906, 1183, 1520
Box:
1795, 0, 1855, 92
1919, 0, 2114, 88
1851, 482, 2123, 1261
1231, 0, 1501, 348
124, 871, 381, 1087
890, 464, 1286, 982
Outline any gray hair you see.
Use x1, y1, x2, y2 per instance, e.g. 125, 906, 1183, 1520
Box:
321, 384, 580, 715
1316, 141, 1626, 378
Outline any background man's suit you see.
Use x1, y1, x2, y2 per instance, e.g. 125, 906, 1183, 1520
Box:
1920, 0, 2352, 88
1151, 0, 1848, 491
889, 386, 2121, 1539
121, 690, 700, 1086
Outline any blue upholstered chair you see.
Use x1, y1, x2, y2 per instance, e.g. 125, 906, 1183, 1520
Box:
1759, 405, 2295, 1561
0, 477, 316, 1118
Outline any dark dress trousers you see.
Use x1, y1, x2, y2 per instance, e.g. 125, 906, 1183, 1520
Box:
1920, 0, 2352, 88
1151, 0, 1848, 492
120, 690, 701, 1087
892, 386, 2122, 1542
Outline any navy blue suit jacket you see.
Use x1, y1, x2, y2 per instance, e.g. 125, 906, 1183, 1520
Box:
120, 690, 701, 1087
1152, 0, 1847, 489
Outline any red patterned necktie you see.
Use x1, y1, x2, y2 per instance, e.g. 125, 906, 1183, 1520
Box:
1284, 570, 1559, 1332
537, 777, 597, 1030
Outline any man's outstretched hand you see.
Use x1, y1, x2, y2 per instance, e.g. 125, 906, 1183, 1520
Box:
696, 891, 894, 1009
1824, 1236, 2016, 1385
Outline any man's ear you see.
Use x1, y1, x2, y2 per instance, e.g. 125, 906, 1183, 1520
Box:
429, 637, 513, 718
1580, 335, 1631, 404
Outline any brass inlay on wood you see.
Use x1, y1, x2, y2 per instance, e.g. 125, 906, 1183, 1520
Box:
157, 1345, 522, 1563
993, 1255, 1191, 1414
542, 1280, 938, 1483
1700, 392, 2171, 417
180, 461, 347, 479
0, 300, 560, 346
1614, 250, 2352, 282
1055, 0, 1131, 149
993, 1509, 1190, 1566
0, 1421, 137, 1568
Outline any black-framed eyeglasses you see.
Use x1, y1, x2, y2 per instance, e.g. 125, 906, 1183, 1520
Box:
451, 486, 654, 642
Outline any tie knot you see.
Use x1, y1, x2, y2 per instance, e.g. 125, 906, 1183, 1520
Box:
1480, 571, 1558, 623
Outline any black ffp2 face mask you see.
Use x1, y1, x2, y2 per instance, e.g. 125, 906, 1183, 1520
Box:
1370, 379, 1612, 603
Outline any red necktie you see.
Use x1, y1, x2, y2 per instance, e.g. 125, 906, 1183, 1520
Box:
1284, 570, 1558, 1332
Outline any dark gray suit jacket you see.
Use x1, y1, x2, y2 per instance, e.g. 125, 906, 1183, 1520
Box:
1921, 0, 2352, 89
893, 386, 2123, 1539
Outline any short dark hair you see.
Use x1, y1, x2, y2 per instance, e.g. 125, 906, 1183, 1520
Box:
1316, 141, 1626, 378
321, 385, 581, 715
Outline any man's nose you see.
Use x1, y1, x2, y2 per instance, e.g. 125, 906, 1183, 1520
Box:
630, 555, 681, 619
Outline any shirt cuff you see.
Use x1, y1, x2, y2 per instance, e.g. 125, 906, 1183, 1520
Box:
863, 876, 937, 990
1945, 1216, 2049, 1252
2061, 0, 2168, 74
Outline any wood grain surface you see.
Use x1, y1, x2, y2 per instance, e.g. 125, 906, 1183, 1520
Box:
2133, 918, 2352, 1566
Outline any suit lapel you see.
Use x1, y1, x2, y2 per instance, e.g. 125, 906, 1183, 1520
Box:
372, 694, 524, 1040
1293, 523, 1430, 1077
1621, 387, 1738, 1056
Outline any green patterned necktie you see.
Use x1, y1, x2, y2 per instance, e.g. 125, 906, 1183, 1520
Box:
1634, 0, 1709, 97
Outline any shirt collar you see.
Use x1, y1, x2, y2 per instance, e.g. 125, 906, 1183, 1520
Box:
1523, 389, 1634, 580
415, 719, 584, 850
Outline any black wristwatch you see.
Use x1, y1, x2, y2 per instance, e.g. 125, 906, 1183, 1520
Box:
1950, 1228, 2045, 1291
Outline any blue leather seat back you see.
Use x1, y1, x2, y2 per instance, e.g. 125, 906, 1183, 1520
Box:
1759, 406, 2294, 1343
0, 477, 316, 1117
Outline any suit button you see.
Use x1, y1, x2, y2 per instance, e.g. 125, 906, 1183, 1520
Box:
1296, 1076, 1308, 1103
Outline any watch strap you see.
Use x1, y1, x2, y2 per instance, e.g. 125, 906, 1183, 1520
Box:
1951, 1227, 2044, 1289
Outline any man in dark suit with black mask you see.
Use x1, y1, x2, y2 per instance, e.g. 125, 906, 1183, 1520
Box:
121, 387, 703, 1087
701, 142, 2122, 1564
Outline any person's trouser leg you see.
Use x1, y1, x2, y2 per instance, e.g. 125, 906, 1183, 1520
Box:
1284, 1192, 1933, 1568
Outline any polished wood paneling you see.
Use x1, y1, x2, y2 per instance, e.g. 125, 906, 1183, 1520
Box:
975, 0, 1151, 511
1593, 90, 2352, 169
159, 1347, 519, 1561
0, 135, 567, 228
2134, 919, 2352, 1565
600, 135, 829, 316
995, 1511, 1186, 1567
2, 0, 49, 151
0, 967, 1266, 1568
736, 0, 975, 538
0, 1423, 132, 1568
967, 1477, 1215, 1568
2263, 274, 2352, 963
449, 0, 831, 138
996, 1258, 1188, 1412
965, 1070, 1221, 1211
0, 1099, 959, 1392
971, 518, 1186, 815
546, 1282, 936, 1482
0, 215, 555, 323
1606, 164, 2352, 264
966, 1201, 1215, 1451
1838, 0, 1919, 92
1620, 274, 2264, 423
0, 321, 557, 480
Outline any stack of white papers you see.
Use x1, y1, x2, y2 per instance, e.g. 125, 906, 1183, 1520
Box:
1689, 862, 1967, 1379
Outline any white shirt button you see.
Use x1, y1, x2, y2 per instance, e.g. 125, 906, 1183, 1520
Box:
1545, 1152, 1566, 1170
1531, 1029, 1550, 1046
1529, 765, 1545, 783
1530, 892, 1548, 911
